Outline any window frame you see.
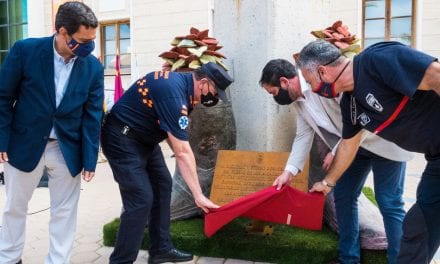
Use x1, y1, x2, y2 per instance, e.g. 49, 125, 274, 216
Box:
362, 0, 417, 48
0, 0, 28, 65
99, 19, 131, 76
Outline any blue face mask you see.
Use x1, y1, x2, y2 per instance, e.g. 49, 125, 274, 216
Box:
67, 36, 95, 57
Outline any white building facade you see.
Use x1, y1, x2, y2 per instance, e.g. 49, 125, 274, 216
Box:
1, 0, 439, 151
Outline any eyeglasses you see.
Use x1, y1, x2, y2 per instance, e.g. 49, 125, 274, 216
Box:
323, 55, 341, 66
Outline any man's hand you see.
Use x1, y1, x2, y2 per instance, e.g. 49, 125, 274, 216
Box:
322, 152, 334, 172
0, 152, 8, 163
272, 170, 294, 190
309, 181, 333, 195
82, 170, 95, 182
194, 193, 220, 213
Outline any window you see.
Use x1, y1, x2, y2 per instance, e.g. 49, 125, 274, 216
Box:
100, 20, 130, 75
363, 0, 415, 48
0, 0, 28, 66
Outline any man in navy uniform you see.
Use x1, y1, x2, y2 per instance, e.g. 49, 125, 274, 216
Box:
101, 62, 233, 264
298, 39, 440, 264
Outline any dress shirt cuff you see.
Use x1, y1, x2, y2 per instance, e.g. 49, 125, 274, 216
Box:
331, 139, 341, 156
284, 165, 299, 176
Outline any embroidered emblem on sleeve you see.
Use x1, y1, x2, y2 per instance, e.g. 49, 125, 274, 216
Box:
178, 116, 189, 129
366, 93, 383, 112
358, 113, 371, 126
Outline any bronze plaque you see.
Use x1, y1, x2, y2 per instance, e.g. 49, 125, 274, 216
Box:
210, 150, 309, 206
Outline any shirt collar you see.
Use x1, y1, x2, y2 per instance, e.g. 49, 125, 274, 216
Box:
185, 73, 195, 107
53, 35, 77, 64
296, 69, 311, 102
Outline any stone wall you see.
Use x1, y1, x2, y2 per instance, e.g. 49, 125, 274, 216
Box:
421, 0, 440, 57
131, 0, 213, 75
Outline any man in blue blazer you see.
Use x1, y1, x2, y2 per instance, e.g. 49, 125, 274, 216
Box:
0, 2, 103, 263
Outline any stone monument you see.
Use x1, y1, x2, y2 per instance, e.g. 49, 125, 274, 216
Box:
170, 101, 236, 220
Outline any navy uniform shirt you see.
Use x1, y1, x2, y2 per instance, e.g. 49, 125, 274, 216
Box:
111, 70, 194, 145
341, 41, 440, 158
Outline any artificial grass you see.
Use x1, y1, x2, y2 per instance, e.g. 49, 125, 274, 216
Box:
103, 217, 387, 263
362, 186, 378, 207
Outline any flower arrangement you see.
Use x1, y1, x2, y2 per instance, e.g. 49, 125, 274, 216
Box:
311, 20, 361, 59
159, 27, 228, 71
294, 20, 361, 62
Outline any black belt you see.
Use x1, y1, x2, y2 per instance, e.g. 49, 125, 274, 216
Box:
104, 113, 166, 146
105, 113, 144, 140
48, 138, 57, 142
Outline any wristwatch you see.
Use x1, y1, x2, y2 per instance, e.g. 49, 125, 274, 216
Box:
321, 179, 336, 188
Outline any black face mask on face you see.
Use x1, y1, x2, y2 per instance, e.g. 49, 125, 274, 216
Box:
273, 87, 293, 105
201, 91, 219, 107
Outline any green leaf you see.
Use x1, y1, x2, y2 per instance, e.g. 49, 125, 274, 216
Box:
171, 58, 186, 71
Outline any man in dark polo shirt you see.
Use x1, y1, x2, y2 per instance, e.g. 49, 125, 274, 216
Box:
298, 40, 440, 263
101, 62, 233, 264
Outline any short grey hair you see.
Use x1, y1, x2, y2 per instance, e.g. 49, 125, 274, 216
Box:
298, 40, 342, 71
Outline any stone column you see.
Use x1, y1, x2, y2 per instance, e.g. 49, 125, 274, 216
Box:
213, 0, 331, 151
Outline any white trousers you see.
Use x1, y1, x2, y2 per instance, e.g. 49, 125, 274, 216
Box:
0, 141, 81, 264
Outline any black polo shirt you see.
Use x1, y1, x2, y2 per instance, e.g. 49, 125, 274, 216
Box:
341, 41, 440, 158
111, 70, 194, 144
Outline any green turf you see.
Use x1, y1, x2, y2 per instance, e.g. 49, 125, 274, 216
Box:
362, 186, 378, 207
103, 217, 387, 263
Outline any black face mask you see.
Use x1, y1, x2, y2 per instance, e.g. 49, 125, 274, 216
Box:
201, 91, 219, 107
273, 87, 293, 105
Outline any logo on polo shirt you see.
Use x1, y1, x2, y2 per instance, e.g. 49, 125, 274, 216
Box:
366, 93, 383, 112
178, 116, 189, 129
357, 113, 371, 126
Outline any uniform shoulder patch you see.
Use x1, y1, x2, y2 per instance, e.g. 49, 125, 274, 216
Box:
178, 116, 189, 129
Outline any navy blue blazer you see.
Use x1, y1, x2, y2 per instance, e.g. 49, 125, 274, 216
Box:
0, 36, 104, 176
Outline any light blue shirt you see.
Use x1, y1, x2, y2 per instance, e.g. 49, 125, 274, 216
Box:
50, 37, 77, 139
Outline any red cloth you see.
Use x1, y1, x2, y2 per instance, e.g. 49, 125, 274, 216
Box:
113, 52, 124, 103
204, 186, 325, 238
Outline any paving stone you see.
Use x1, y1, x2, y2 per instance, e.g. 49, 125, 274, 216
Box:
93, 256, 110, 264
224, 259, 254, 264
72, 242, 102, 254
197, 256, 225, 264
71, 251, 100, 263
95, 245, 114, 256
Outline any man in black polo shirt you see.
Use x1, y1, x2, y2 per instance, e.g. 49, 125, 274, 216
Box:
298, 40, 440, 263
101, 62, 233, 264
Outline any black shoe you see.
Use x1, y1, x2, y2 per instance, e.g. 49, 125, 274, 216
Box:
148, 248, 193, 264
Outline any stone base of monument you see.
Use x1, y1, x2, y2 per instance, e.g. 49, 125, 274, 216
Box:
245, 220, 274, 236
103, 217, 387, 264
171, 102, 236, 221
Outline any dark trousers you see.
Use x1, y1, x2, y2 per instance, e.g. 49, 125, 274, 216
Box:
398, 158, 440, 263
101, 120, 173, 264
